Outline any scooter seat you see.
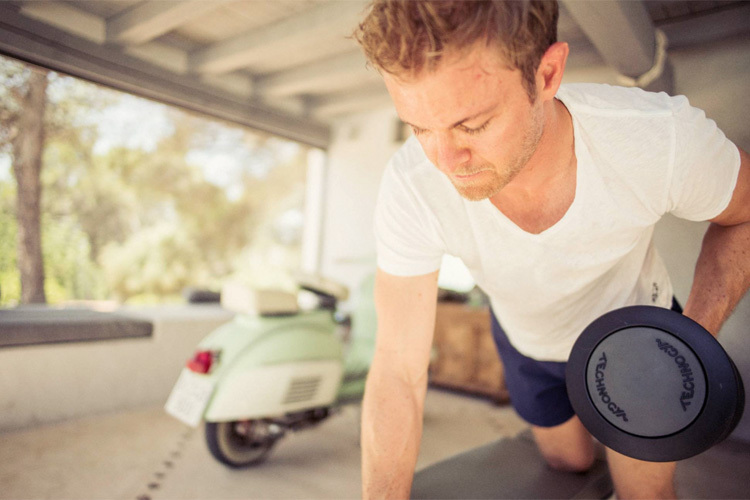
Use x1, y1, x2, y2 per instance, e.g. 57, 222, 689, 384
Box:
295, 273, 349, 301
411, 429, 612, 499
220, 282, 299, 316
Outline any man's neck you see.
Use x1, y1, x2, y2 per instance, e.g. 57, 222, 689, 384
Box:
504, 98, 574, 197
489, 98, 577, 233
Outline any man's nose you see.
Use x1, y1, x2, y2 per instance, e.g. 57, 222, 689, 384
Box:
432, 132, 470, 172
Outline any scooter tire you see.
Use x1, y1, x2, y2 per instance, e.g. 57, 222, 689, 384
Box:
205, 421, 278, 468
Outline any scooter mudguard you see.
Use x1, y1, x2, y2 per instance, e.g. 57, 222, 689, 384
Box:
200, 310, 344, 422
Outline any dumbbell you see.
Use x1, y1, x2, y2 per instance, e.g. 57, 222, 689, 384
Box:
566, 305, 745, 462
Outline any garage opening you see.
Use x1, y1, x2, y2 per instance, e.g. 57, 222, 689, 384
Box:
1, 53, 323, 310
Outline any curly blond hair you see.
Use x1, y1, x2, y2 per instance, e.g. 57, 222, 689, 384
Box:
353, 0, 558, 100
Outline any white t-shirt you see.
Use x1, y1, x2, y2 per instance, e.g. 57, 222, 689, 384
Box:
374, 83, 741, 361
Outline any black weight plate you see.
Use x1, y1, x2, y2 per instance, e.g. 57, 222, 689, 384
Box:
566, 306, 744, 462
717, 358, 745, 446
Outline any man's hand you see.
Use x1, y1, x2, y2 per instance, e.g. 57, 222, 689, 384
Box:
361, 268, 439, 499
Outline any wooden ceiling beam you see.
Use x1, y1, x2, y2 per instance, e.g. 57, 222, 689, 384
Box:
107, 1, 230, 45
189, 0, 368, 75
254, 50, 374, 98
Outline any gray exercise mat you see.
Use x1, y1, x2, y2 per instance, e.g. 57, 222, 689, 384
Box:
411, 430, 613, 499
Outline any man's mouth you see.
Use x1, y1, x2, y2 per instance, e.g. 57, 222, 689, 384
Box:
454, 170, 486, 180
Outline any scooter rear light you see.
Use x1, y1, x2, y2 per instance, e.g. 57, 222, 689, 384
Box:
187, 350, 218, 374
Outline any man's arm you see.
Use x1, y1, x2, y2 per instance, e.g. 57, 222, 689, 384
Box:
683, 147, 750, 335
362, 268, 439, 499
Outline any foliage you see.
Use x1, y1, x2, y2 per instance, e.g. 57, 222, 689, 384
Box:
0, 182, 19, 304
42, 213, 107, 304
0, 58, 28, 155
0, 54, 309, 306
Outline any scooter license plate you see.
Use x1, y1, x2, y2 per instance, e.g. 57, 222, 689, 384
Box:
164, 369, 216, 427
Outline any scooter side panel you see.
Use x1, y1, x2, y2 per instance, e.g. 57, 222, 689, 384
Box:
197, 310, 336, 368
202, 318, 345, 421
204, 360, 343, 421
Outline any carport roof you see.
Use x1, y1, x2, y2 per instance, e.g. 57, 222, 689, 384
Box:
0, 1, 747, 149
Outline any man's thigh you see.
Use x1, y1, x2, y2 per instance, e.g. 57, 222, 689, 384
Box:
490, 313, 576, 426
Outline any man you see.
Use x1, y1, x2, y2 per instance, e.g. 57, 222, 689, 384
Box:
353, 1, 749, 499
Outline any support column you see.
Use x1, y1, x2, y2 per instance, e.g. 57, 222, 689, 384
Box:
561, 0, 674, 93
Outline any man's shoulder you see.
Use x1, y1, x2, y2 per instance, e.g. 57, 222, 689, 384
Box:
379, 136, 467, 217
558, 83, 679, 116
385, 136, 445, 187
390, 135, 431, 171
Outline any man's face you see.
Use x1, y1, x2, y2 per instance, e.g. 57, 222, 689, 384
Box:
383, 44, 545, 201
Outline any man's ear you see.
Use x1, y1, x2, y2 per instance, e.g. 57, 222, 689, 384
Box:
536, 42, 569, 101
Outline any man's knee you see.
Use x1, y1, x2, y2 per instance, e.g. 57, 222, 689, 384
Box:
540, 446, 595, 473
532, 417, 596, 473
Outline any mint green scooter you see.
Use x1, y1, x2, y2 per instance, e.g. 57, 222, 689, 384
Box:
165, 273, 375, 468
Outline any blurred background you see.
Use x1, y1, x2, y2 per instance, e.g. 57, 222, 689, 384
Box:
0, 1, 748, 497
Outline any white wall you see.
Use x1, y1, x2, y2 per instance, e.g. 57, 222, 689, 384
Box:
318, 107, 402, 306
0, 306, 232, 431
652, 33, 750, 441
321, 34, 750, 440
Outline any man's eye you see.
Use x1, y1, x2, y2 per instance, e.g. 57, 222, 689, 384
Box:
461, 120, 491, 135
411, 126, 426, 136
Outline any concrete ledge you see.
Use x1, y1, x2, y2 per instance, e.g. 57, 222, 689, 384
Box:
0, 307, 152, 348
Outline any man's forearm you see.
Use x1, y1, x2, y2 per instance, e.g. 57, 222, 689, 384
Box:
683, 221, 750, 335
361, 357, 428, 500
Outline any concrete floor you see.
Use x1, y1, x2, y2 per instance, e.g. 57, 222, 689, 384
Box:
1, 388, 749, 500
0, 389, 527, 500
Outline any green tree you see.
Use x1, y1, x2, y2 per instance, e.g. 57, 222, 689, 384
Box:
1, 54, 309, 306
1, 62, 48, 304
92, 112, 261, 301
1, 57, 115, 305
0, 181, 20, 304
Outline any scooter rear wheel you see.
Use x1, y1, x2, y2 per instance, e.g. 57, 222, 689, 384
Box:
205, 420, 279, 468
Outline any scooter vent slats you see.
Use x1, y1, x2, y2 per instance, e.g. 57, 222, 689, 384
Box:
282, 376, 322, 405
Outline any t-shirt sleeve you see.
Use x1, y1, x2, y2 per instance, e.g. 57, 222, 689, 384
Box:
374, 161, 445, 276
666, 95, 741, 221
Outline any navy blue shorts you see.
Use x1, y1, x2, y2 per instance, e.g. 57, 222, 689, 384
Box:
490, 299, 683, 428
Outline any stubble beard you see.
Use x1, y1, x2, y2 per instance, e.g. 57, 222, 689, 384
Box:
452, 104, 545, 202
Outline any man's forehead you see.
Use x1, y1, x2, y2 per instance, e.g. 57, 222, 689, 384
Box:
384, 52, 516, 129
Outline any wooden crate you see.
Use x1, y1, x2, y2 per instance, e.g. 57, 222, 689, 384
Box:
430, 303, 510, 404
